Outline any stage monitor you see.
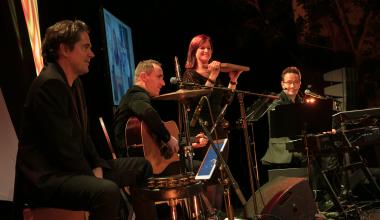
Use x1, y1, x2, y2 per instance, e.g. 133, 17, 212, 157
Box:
101, 8, 135, 106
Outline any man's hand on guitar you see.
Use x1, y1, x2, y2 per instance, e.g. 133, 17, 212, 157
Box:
192, 132, 208, 148
167, 136, 179, 153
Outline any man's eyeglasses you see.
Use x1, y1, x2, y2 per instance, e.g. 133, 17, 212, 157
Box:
283, 81, 300, 85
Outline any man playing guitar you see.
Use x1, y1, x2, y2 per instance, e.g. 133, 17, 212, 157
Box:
112, 59, 207, 176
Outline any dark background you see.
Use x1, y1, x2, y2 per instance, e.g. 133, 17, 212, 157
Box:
2, 0, 380, 218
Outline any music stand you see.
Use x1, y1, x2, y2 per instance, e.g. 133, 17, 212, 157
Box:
332, 107, 380, 129
268, 99, 333, 206
269, 99, 333, 138
246, 96, 274, 122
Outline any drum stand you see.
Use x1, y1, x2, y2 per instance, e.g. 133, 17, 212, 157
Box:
177, 99, 195, 173
205, 88, 276, 219
171, 60, 219, 219
198, 118, 247, 220
220, 166, 235, 220
177, 99, 215, 219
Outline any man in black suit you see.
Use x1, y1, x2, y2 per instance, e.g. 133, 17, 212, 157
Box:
16, 20, 156, 220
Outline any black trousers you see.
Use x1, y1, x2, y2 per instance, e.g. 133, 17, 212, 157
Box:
23, 157, 156, 220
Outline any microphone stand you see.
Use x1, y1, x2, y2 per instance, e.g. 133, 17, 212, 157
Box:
198, 118, 247, 220
209, 90, 234, 136
174, 56, 195, 173
177, 96, 196, 173
198, 85, 276, 218
212, 86, 275, 208
205, 89, 263, 219
182, 100, 195, 173
236, 92, 261, 218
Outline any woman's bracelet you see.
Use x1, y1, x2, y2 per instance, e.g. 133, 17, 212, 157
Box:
229, 80, 237, 85
207, 78, 216, 85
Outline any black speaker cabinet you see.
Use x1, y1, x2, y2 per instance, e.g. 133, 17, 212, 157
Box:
245, 177, 317, 220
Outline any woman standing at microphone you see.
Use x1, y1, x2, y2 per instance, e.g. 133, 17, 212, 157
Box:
183, 34, 242, 141
182, 34, 242, 211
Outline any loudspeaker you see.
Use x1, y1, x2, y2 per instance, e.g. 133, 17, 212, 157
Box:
245, 177, 317, 220
268, 168, 308, 182
361, 208, 380, 220
323, 67, 357, 111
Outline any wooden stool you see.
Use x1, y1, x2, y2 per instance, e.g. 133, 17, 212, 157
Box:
23, 207, 89, 220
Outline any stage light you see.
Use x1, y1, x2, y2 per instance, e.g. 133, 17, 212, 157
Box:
305, 97, 316, 103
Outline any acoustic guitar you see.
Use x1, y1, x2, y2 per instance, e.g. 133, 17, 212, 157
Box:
125, 117, 179, 174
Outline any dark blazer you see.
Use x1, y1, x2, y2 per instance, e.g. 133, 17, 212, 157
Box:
16, 62, 108, 203
261, 90, 303, 164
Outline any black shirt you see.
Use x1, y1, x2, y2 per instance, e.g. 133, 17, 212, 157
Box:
112, 85, 171, 155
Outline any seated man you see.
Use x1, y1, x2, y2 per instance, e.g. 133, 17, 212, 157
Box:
16, 20, 155, 220
262, 66, 305, 167
112, 59, 207, 176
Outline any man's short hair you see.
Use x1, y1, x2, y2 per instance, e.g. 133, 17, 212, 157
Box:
42, 20, 89, 63
281, 66, 301, 80
134, 59, 162, 83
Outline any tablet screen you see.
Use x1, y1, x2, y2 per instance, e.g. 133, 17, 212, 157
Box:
195, 138, 228, 180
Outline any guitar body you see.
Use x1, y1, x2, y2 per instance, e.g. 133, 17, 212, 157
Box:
125, 117, 179, 174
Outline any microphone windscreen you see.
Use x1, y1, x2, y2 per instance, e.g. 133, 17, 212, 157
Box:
170, 77, 179, 85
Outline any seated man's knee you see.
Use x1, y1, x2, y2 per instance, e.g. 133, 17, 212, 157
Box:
97, 179, 121, 203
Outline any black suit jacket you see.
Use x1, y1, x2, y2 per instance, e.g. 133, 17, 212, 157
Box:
16, 62, 108, 202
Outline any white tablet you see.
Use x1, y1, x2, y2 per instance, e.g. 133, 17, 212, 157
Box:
195, 138, 228, 180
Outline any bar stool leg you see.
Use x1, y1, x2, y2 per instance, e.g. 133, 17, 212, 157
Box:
169, 199, 178, 220
182, 198, 191, 218
193, 195, 202, 219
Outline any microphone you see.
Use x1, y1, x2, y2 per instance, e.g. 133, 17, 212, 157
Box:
304, 89, 326, 99
190, 96, 207, 127
169, 77, 198, 86
170, 76, 181, 85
